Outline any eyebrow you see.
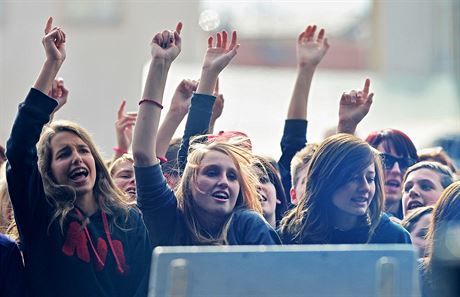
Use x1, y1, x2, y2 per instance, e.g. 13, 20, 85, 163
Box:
116, 169, 133, 175
418, 179, 435, 184
55, 145, 70, 156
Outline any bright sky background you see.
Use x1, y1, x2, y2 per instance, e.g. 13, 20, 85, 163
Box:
200, 0, 372, 37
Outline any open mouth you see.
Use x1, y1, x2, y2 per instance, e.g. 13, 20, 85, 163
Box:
212, 191, 229, 201
351, 197, 368, 205
126, 187, 136, 196
69, 167, 89, 182
407, 201, 424, 210
385, 180, 401, 188
258, 194, 268, 202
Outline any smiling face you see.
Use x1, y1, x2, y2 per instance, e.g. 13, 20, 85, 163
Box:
331, 163, 376, 220
50, 131, 97, 199
111, 160, 136, 200
402, 168, 444, 216
191, 150, 241, 224
254, 167, 277, 223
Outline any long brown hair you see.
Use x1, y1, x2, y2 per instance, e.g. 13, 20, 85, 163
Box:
175, 141, 261, 245
424, 181, 460, 271
37, 120, 133, 232
279, 133, 385, 243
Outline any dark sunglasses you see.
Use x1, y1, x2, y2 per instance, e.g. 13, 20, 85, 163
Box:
380, 153, 417, 171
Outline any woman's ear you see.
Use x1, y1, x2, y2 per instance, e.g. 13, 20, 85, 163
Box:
290, 188, 298, 205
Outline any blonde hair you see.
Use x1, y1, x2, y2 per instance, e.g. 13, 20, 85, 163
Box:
401, 206, 434, 232
0, 163, 13, 233
109, 153, 134, 177
403, 161, 454, 190
290, 143, 318, 188
175, 141, 261, 245
280, 134, 385, 243
37, 120, 133, 232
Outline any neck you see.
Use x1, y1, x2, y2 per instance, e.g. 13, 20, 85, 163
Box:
76, 192, 98, 216
265, 213, 276, 229
385, 200, 401, 216
333, 210, 358, 231
197, 211, 227, 237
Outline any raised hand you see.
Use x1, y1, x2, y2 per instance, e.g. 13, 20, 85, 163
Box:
115, 100, 137, 155
202, 30, 239, 73
42, 17, 66, 63
338, 78, 374, 134
297, 25, 329, 69
150, 22, 182, 63
48, 78, 68, 115
169, 79, 198, 116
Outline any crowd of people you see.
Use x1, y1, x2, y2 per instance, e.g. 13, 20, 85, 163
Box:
0, 17, 459, 297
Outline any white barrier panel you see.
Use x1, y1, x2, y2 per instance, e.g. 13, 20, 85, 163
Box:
148, 244, 420, 297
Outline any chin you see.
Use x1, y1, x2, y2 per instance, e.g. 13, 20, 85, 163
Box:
384, 194, 401, 204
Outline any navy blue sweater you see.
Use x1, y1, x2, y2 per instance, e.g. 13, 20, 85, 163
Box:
0, 233, 25, 297
135, 164, 281, 247
6, 88, 151, 297
280, 213, 412, 244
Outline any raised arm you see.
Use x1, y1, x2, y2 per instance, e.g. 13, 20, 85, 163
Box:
208, 78, 224, 134
178, 31, 239, 170
287, 25, 329, 119
132, 22, 182, 167
279, 25, 329, 202
155, 79, 197, 159
337, 78, 374, 135
6, 17, 66, 237
113, 100, 137, 159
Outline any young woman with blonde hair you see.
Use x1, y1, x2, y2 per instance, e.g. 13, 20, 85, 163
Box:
6, 18, 150, 296
133, 24, 280, 247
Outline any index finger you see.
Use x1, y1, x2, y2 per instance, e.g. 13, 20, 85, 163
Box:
45, 17, 53, 34
175, 22, 183, 35
118, 100, 126, 119
363, 78, 370, 96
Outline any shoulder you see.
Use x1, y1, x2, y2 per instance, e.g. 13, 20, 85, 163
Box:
0, 233, 17, 250
233, 209, 268, 226
229, 209, 282, 245
0, 233, 22, 262
371, 213, 412, 244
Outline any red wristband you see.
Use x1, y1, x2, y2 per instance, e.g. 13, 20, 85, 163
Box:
113, 147, 128, 155
158, 156, 168, 164
139, 99, 163, 109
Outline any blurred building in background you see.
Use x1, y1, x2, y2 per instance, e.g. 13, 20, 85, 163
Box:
1, 0, 459, 159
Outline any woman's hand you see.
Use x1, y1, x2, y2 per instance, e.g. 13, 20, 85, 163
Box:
42, 17, 66, 64
338, 78, 374, 134
48, 78, 68, 116
150, 22, 182, 64
296, 25, 329, 69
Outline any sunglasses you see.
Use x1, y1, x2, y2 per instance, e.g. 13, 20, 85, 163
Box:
380, 153, 417, 171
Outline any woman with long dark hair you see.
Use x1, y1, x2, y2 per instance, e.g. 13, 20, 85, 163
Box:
279, 133, 411, 244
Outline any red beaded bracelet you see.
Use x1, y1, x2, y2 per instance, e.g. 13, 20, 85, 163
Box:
113, 147, 128, 155
157, 156, 168, 164
138, 99, 163, 109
